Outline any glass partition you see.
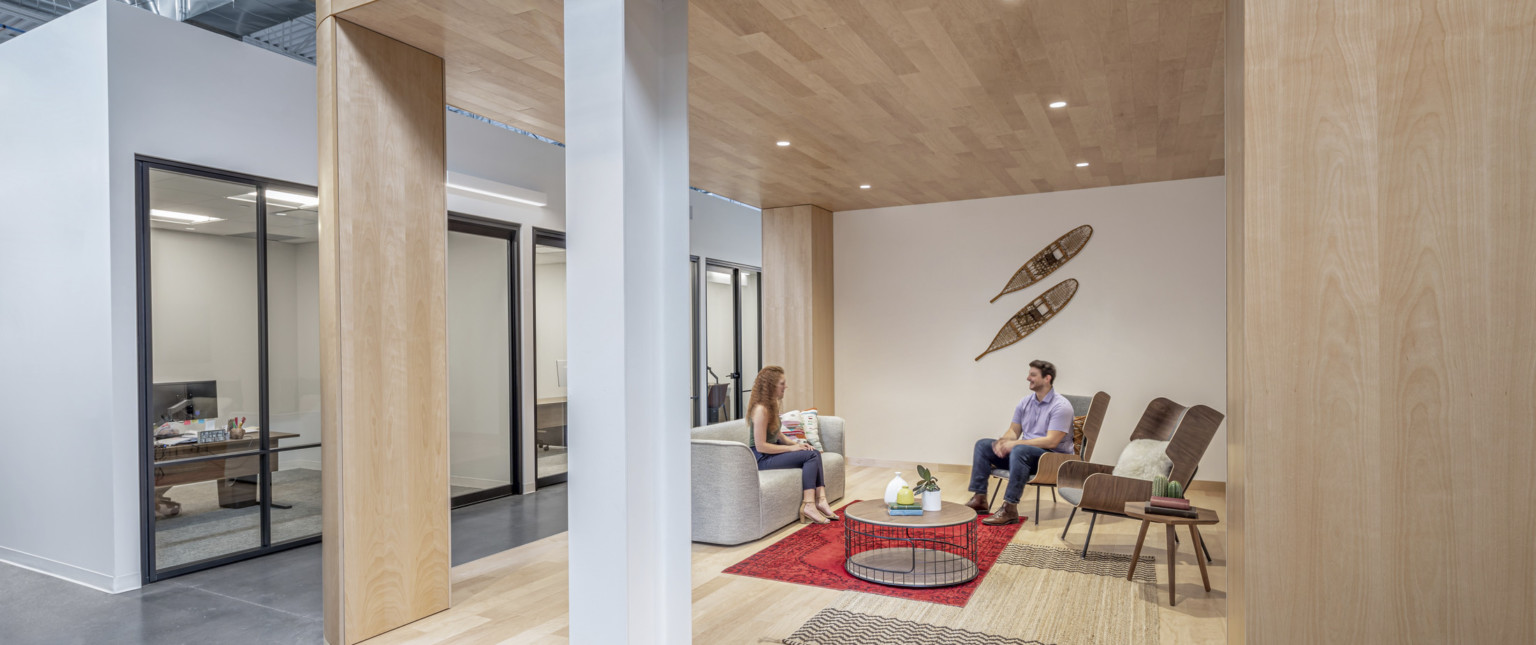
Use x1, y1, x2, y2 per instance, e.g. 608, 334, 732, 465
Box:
533, 233, 568, 485
447, 220, 519, 505
140, 160, 321, 580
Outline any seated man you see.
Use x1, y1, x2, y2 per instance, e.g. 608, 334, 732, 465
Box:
965, 359, 1074, 525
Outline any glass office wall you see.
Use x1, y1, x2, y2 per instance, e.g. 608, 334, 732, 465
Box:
701, 262, 762, 424
140, 160, 321, 580
447, 219, 520, 506
533, 232, 567, 486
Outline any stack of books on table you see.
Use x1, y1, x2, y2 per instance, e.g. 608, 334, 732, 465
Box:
1143, 496, 1198, 519
888, 503, 924, 516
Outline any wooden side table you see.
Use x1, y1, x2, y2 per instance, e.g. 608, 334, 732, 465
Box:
1123, 502, 1219, 606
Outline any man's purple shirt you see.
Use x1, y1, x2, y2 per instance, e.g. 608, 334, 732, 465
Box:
1010, 388, 1075, 454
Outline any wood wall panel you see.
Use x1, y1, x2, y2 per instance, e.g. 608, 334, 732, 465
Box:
1222, 0, 1244, 639
1234, 1, 1536, 642
318, 17, 450, 645
334, 0, 1224, 211
762, 205, 834, 417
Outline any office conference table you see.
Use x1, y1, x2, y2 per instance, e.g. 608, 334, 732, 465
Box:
154, 430, 300, 518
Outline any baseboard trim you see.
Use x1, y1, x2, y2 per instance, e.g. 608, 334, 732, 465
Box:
1188, 479, 1226, 493
846, 457, 969, 472
450, 475, 514, 490
0, 546, 139, 594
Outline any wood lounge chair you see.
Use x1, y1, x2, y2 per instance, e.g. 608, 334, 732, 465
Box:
986, 391, 1111, 525
1058, 399, 1223, 558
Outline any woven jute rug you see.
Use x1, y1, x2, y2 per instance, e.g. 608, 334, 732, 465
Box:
780, 545, 1160, 645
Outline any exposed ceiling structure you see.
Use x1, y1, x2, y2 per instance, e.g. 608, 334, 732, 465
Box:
339, 0, 1226, 211
0, 0, 317, 61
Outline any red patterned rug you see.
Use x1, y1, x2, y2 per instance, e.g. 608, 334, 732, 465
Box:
721, 501, 1024, 607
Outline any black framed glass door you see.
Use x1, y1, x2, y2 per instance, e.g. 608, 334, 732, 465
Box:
532, 230, 568, 487
701, 260, 762, 424
137, 157, 322, 582
447, 215, 522, 507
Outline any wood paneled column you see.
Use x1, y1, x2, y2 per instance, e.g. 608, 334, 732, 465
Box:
1229, 0, 1536, 642
317, 10, 449, 645
762, 204, 835, 415
564, 0, 692, 642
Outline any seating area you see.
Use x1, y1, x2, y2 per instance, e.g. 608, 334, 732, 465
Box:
689, 417, 847, 545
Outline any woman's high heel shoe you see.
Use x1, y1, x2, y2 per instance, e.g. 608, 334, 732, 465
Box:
799, 503, 831, 524
816, 498, 840, 521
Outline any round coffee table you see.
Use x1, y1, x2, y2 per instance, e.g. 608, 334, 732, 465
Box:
842, 500, 979, 588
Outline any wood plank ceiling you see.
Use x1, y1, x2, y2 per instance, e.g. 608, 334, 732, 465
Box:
338, 0, 1224, 211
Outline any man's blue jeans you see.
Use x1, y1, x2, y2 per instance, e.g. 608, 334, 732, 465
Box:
968, 439, 1047, 505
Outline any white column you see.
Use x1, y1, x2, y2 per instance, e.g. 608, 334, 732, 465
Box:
564, 0, 691, 643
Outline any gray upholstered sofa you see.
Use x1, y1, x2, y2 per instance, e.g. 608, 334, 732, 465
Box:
690, 417, 846, 545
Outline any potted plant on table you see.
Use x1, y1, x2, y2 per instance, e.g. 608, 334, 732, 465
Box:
915, 465, 943, 512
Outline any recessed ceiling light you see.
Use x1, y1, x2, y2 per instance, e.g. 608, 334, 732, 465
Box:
150, 209, 224, 225
1049, 101, 1068, 108
859, 184, 871, 190
776, 141, 791, 147
1076, 162, 1090, 167
184, 227, 196, 231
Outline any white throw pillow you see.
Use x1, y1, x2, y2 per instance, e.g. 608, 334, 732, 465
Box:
1111, 439, 1173, 481
801, 409, 824, 451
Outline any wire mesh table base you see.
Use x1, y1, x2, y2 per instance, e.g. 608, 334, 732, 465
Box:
844, 511, 979, 588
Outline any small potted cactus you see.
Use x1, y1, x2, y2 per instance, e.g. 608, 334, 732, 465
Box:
1152, 474, 1184, 499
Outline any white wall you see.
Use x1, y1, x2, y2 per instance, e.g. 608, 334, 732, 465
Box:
0, 3, 120, 592
691, 192, 761, 267
148, 229, 262, 421
834, 177, 1228, 481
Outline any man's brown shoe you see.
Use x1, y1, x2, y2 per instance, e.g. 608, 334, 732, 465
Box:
982, 502, 1021, 525
964, 493, 990, 515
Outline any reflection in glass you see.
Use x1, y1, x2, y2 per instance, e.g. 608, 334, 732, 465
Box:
152, 456, 263, 569
691, 259, 700, 427
270, 446, 323, 544
148, 169, 267, 569
739, 270, 761, 407
534, 241, 568, 481
705, 267, 738, 423
448, 231, 514, 496
264, 185, 321, 450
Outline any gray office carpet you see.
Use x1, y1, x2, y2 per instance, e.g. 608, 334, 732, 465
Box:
154, 468, 322, 570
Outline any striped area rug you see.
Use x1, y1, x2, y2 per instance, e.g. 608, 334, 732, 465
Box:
781, 545, 1160, 645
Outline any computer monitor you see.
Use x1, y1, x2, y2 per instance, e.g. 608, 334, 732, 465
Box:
151, 380, 218, 423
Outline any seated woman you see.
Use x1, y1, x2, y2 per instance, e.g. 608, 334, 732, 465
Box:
748, 366, 838, 524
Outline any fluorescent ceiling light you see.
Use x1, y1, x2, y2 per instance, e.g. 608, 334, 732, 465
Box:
859, 184, 871, 189
1076, 162, 1090, 167
266, 190, 319, 207
446, 172, 548, 207
1049, 101, 1068, 108
228, 190, 318, 208
446, 182, 547, 207
776, 141, 791, 147
150, 209, 223, 225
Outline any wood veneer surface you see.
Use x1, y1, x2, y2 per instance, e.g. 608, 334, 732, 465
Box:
1234, 0, 1536, 642
762, 205, 834, 418
334, 0, 1225, 211
319, 17, 451, 645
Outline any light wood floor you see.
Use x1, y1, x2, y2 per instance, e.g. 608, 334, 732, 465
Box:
363, 464, 1227, 644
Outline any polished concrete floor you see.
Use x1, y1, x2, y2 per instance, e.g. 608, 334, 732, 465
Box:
0, 484, 568, 645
